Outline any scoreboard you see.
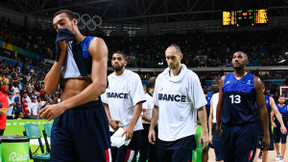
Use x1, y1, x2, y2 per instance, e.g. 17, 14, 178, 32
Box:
223, 9, 268, 26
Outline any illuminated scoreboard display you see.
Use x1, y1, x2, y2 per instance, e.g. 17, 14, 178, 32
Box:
223, 9, 268, 26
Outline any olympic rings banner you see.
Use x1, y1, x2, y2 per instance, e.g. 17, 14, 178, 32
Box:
73, 12, 102, 31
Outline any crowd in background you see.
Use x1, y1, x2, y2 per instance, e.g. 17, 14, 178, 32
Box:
0, 16, 288, 119
0, 59, 61, 119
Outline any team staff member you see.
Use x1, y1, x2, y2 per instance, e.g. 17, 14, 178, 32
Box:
148, 44, 208, 162
38, 10, 111, 161
216, 51, 270, 162
271, 96, 288, 161
102, 51, 146, 162
0, 89, 9, 135
139, 77, 158, 162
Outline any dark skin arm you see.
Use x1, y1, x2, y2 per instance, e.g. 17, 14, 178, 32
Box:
216, 76, 225, 137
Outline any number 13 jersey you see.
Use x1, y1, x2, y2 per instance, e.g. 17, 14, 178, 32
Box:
221, 72, 257, 125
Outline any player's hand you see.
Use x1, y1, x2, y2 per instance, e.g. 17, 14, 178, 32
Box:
201, 130, 209, 149
272, 122, 277, 128
261, 134, 270, 150
38, 103, 66, 121
148, 128, 156, 145
280, 126, 287, 134
209, 134, 213, 144
216, 124, 223, 138
122, 126, 133, 140
109, 120, 120, 131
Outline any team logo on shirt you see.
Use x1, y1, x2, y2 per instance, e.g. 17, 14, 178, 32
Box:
158, 93, 186, 102
225, 81, 230, 84
247, 80, 251, 84
106, 92, 128, 99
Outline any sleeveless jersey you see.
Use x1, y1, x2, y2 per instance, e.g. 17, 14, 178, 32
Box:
206, 91, 213, 119
275, 104, 288, 127
62, 36, 94, 79
221, 73, 257, 125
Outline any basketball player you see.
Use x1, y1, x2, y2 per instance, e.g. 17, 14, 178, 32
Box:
101, 51, 146, 162
0, 88, 9, 135
148, 44, 208, 162
38, 10, 111, 161
208, 79, 223, 162
271, 96, 288, 161
254, 90, 287, 162
216, 51, 270, 162
139, 77, 158, 162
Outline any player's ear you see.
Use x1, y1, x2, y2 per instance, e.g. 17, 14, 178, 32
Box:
73, 18, 77, 25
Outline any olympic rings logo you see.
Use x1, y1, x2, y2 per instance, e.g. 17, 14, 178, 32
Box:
73, 12, 102, 31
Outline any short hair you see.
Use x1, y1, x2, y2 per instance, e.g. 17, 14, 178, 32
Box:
147, 77, 156, 89
113, 51, 127, 61
234, 51, 248, 60
168, 44, 182, 54
53, 9, 76, 20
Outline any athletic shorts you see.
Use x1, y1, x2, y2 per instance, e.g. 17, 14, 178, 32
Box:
157, 135, 196, 162
50, 100, 111, 162
273, 126, 287, 144
222, 123, 257, 162
110, 130, 142, 162
212, 123, 224, 161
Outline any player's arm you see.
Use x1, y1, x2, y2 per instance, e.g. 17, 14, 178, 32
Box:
209, 96, 214, 144
149, 105, 159, 145
198, 106, 208, 148
103, 103, 120, 131
216, 76, 225, 137
142, 112, 151, 122
271, 110, 276, 127
44, 40, 67, 94
39, 38, 108, 121
255, 77, 270, 150
123, 101, 144, 140
270, 97, 287, 134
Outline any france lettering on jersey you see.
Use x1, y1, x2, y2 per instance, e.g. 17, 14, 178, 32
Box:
275, 104, 288, 127
153, 64, 207, 141
101, 69, 146, 131
221, 73, 257, 125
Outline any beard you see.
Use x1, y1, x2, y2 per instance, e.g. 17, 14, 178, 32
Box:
112, 64, 124, 72
233, 65, 243, 71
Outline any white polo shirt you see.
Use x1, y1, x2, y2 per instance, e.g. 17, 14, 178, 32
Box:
153, 64, 207, 141
101, 69, 146, 131
142, 92, 154, 124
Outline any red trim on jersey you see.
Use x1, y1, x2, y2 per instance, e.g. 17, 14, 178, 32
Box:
124, 149, 131, 162
248, 150, 253, 161
105, 149, 110, 162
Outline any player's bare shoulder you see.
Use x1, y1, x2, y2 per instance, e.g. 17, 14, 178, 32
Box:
88, 37, 108, 59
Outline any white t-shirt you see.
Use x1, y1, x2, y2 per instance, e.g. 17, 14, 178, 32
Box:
31, 102, 38, 116
101, 69, 146, 131
142, 92, 154, 124
153, 64, 207, 141
211, 93, 219, 123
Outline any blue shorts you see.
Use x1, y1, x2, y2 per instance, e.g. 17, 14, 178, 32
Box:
110, 130, 142, 162
212, 123, 224, 161
157, 135, 196, 162
274, 126, 287, 144
222, 123, 257, 162
50, 100, 111, 162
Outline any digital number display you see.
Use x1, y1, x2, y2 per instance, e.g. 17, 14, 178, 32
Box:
223, 9, 268, 26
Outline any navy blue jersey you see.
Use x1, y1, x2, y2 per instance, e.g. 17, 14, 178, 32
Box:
275, 104, 288, 127
206, 91, 213, 119
255, 95, 271, 136
221, 73, 257, 125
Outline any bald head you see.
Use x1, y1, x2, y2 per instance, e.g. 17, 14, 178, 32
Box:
166, 44, 182, 56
